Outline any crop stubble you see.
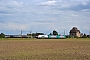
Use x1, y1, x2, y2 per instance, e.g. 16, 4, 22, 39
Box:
0, 39, 90, 60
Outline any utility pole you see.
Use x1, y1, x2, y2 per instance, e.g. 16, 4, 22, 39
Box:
30, 30, 32, 38
21, 30, 22, 38
64, 30, 65, 36
89, 30, 90, 38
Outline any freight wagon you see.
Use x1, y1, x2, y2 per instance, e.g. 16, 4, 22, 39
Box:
37, 35, 66, 39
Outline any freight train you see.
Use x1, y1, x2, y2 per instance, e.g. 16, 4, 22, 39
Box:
5, 34, 66, 39
5, 35, 29, 38
37, 35, 66, 39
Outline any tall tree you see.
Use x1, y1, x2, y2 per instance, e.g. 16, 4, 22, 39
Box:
53, 30, 58, 35
49, 33, 52, 35
82, 33, 87, 38
0, 33, 5, 38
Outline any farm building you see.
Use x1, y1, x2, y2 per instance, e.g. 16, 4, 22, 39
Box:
69, 27, 81, 37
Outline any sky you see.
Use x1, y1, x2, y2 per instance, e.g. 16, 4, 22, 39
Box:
0, 0, 90, 35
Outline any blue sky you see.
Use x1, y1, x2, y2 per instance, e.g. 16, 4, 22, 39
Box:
0, 0, 90, 35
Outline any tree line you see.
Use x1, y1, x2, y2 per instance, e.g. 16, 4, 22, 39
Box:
0, 30, 90, 38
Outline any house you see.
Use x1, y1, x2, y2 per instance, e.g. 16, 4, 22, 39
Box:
69, 27, 81, 37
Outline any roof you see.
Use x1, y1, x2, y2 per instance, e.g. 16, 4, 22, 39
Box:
70, 27, 80, 33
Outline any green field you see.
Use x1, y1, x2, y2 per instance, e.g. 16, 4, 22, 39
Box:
0, 38, 90, 60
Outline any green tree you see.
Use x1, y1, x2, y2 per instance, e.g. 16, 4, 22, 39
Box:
82, 33, 87, 38
49, 33, 52, 35
32, 33, 36, 38
0, 33, 5, 38
53, 30, 58, 35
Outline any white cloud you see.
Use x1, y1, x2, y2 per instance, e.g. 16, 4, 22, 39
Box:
38, 0, 57, 6
0, 22, 29, 31
71, 14, 79, 17
0, 0, 24, 16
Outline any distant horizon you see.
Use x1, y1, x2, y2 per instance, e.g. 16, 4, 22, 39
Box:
1, 27, 90, 35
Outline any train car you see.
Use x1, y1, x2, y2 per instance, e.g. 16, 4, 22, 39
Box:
37, 35, 48, 39
48, 35, 66, 39
37, 35, 66, 39
5, 35, 29, 38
